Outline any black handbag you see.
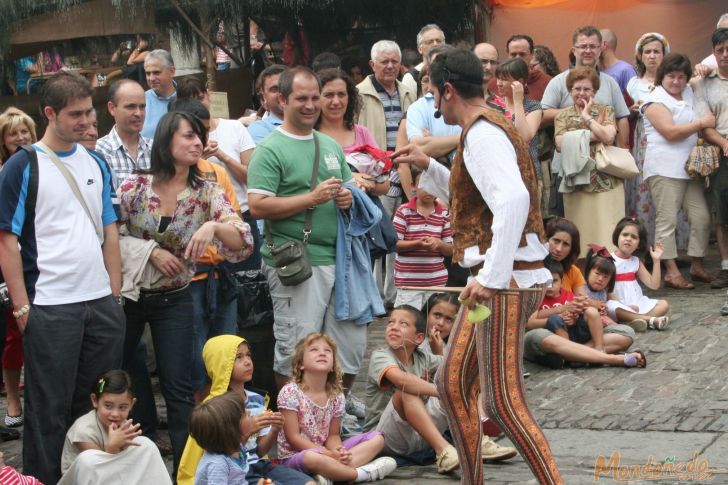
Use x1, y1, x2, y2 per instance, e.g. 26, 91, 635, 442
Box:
264, 135, 319, 286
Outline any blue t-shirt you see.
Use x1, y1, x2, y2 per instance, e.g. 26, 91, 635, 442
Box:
141, 88, 177, 139
195, 447, 249, 485
603, 60, 637, 94
0, 144, 117, 304
405, 93, 462, 140
247, 113, 283, 144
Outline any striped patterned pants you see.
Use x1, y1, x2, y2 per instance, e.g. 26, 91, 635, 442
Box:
435, 286, 563, 484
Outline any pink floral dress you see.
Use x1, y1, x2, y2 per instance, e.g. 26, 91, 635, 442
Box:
119, 175, 253, 290
276, 382, 345, 460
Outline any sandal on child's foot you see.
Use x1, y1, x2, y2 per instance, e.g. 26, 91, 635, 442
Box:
623, 350, 647, 368
648, 316, 669, 330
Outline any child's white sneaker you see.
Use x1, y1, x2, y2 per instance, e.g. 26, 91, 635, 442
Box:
358, 456, 397, 481
313, 474, 333, 485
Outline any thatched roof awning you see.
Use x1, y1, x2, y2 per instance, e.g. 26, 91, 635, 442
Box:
10, 0, 155, 57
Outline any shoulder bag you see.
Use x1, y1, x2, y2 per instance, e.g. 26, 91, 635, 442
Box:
594, 143, 639, 179
264, 135, 319, 286
685, 139, 721, 178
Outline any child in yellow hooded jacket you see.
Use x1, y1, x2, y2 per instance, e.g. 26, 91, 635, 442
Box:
177, 335, 315, 485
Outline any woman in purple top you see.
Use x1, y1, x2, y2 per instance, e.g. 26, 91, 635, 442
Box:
316, 68, 390, 196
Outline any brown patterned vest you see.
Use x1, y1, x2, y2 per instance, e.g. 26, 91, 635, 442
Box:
449, 109, 545, 263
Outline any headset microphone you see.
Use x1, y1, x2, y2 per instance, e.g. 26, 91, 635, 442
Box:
434, 108, 442, 119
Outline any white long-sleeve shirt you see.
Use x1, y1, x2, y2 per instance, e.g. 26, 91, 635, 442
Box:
419, 119, 551, 290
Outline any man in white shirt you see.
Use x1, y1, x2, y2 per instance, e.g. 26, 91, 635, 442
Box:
96, 79, 152, 183
391, 48, 559, 485
0, 71, 125, 484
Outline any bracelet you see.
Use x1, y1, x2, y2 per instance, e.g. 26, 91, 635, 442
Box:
586, 118, 594, 127
12, 304, 30, 319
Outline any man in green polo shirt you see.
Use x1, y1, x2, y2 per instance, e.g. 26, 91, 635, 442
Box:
248, 67, 365, 394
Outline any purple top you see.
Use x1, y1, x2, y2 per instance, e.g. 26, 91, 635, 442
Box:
603, 60, 637, 93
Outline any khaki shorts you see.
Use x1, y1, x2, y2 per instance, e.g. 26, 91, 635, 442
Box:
375, 396, 449, 457
263, 263, 367, 376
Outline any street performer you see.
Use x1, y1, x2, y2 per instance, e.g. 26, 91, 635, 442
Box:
392, 48, 562, 484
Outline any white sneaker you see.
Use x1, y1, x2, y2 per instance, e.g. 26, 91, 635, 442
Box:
358, 456, 397, 481
346, 394, 367, 419
313, 474, 333, 485
481, 435, 517, 462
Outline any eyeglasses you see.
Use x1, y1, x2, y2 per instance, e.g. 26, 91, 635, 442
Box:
571, 87, 594, 93
480, 59, 499, 66
573, 44, 600, 51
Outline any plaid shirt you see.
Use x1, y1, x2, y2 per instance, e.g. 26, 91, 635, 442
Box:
96, 126, 153, 186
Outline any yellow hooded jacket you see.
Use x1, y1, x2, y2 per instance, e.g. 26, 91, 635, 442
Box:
177, 334, 249, 484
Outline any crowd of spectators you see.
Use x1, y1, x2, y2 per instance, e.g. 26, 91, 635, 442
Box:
0, 13, 727, 484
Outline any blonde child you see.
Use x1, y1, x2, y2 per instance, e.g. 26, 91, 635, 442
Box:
58, 370, 171, 485
277, 333, 397, 484
178, 335, 313, 485
610, 217, 670, 330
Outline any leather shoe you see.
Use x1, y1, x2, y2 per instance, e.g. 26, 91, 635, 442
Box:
711, 270, 728, 289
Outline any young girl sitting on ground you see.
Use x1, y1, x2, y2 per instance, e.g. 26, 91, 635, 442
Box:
277, 333, 397, 484
585, 244, 648, 333
419, 292, 460, 356
58, 370, 171, 485
189, 392, 265, 485
610, 217, 670, 330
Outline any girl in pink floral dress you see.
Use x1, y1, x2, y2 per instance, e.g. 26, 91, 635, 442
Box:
277, 333, 396, 483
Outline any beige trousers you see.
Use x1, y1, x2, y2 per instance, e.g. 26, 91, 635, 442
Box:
647, 175, 710, 259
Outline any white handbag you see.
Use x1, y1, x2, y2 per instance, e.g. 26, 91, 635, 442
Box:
595, 143, 639, 179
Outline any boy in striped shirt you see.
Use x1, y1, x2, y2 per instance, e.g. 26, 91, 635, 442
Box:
393, 168, 453, 309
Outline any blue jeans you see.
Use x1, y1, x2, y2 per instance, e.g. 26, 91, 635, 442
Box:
23, 296, 124, 484
123, 288, 194, 475
190, 277, 238, 390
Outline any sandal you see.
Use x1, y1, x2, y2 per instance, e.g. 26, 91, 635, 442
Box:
4, 414, 23, 427
690, 271, 717, 283
623, 350, 647, 368
664, 275, 695, 290
649, 316, 669, 330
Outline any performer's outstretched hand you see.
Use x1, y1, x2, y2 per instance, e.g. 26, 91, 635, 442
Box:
391, 143, 431, 170
460, 278, 497, 306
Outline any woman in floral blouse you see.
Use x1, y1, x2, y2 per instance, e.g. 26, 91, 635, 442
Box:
555, 66, 620, 255
118, 111, 252, 473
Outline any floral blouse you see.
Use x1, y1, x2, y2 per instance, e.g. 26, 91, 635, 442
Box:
119, 175, 253, 289
555, 103, 617, 193
276, 382, 345, 460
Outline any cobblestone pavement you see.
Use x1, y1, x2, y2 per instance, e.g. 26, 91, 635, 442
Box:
2, 255, 728, 484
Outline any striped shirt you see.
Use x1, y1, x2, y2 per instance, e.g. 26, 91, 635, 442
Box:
393, 197, 452, 287
370, 75, 404, 197
95, 126, 152, 186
